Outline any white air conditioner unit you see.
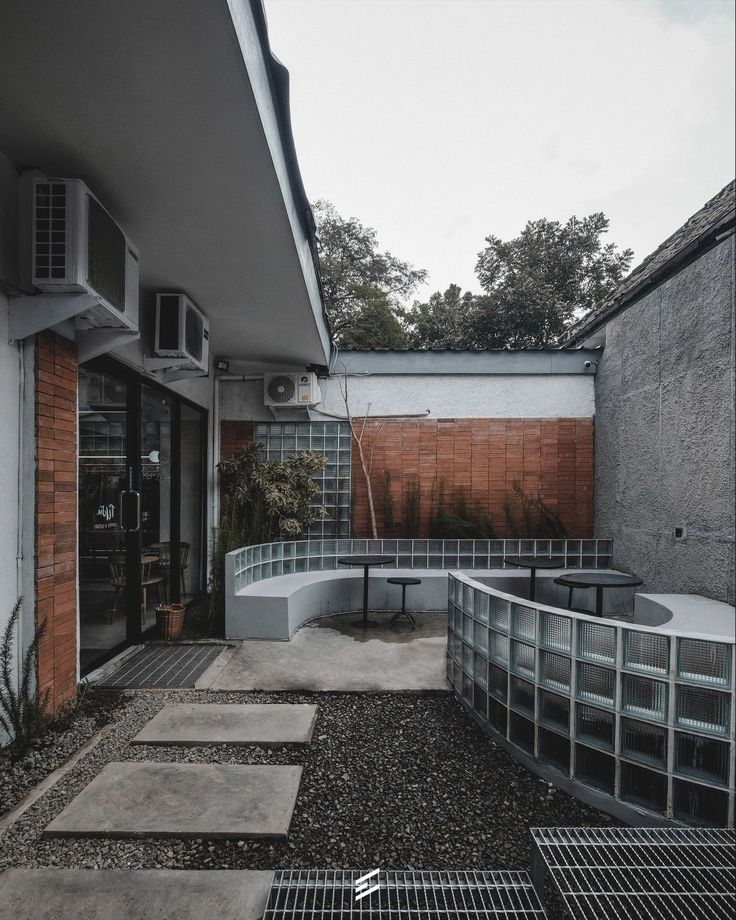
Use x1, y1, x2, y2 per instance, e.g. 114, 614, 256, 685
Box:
264, 372, 321, 408
152, 293, 209, 374
30, 177, 139, 332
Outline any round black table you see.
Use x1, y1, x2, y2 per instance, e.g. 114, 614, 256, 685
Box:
553, 572, 643, 617
337, 554, 396, 628
504, 555, 565, 602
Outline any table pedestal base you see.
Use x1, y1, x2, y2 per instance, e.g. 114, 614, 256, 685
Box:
352, 619, 379, 629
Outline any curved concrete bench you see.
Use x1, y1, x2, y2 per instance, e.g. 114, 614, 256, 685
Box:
226, 567, 624, 640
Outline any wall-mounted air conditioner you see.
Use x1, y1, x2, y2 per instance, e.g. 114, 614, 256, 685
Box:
153, 293, 209, 374
30, 177, 139, 332
264, 372, 321, 408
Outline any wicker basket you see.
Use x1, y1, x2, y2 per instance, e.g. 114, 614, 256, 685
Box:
156, 603, 186, 641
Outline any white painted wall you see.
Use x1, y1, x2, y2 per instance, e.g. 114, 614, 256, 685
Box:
220, 373, 595, 421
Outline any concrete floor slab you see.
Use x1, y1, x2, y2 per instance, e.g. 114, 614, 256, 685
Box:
0, 869, 273, 919
213, 612, 449, 691
44, 762, 302, 839
131, 703, 317, 746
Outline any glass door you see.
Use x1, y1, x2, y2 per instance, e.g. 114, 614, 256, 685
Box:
140, 384, 172, 629
78, 361, 207, 673
78, 367, 130, 670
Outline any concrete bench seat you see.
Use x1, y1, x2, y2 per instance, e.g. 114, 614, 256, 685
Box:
226, 566, 619, 640
634, 593, 735, 639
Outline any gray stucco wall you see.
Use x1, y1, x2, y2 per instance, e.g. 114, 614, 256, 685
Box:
594, 236, 735, 605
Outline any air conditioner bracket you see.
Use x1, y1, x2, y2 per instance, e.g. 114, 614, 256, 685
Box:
8, 293, 100, 343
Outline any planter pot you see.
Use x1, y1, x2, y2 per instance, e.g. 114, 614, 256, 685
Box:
156, 603, 186, 641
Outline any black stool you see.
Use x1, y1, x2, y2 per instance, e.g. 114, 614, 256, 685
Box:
387, 577, 421, 629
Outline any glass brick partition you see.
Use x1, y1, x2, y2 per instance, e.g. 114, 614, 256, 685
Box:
447, 572, 736, 828
230, 538, 613, 592
254, 422, 352, 538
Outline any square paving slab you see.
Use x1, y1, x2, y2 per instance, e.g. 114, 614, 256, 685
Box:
44, 762, 302, 839
131, 702, 317, 747
0, 869, 273, 919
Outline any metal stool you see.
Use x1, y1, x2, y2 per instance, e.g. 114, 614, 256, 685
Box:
387, 577, 421, 629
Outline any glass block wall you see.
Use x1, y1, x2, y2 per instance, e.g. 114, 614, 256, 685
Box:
230, 538, 613, 592
253, 422, 351, 538
447, 572, 735, 828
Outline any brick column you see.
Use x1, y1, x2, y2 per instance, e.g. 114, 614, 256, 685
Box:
35, 331, 78, 713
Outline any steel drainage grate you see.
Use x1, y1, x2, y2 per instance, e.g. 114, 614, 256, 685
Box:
94, 644, 225, 688
531, 826, 736, 920
263, 869, 547, 918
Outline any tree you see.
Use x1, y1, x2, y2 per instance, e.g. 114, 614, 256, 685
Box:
404, 212, 632, 349
337, 291, 408, 349
406, 284, 475, 349
312, 200, 426, 347
473, 213, 632, 347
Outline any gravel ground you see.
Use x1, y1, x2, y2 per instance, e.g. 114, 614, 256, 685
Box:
0, 688, 124, 816
1, 688, 612, 886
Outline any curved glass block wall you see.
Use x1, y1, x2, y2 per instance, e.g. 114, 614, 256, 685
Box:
231, 538, 612, 592
447, 572, 735, 828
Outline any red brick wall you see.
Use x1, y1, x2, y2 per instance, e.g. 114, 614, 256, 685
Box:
220, 421, 253, 459
35, 331, 78, 713
219, 416, 594, 539
352, 418, 594, 538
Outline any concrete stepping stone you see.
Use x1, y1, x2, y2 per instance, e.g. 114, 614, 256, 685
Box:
44, 762, 302, 839
131, 702, 317, 747
0, 869, 273, 919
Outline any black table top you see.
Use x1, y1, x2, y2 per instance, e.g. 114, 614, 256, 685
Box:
554, 572, 643, 588
504, 555, 565, 570
337, 554, 396, 567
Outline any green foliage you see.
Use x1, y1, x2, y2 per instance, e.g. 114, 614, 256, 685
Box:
208, 445, 327, 632
312, 200, 426, 347
504, 481, 568, 539
337, 292, 408, 349
0, 598, 48, 756
403, 478, 421, 537
406, 284, 475, 349
428, 480, 496, 539
407, 212, 632, 349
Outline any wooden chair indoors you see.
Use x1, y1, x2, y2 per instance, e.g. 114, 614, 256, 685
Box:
108, 554, 164, 625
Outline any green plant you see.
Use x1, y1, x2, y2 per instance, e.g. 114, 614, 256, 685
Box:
504, 481, 568, 538
403, 478, 421, 536
0, 598, 48, 757
428, 479, 496, 539
208, 444, 327, 631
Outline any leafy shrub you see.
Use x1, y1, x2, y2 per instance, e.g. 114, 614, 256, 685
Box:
504, 481, 568, 538
0, 598, 48, 757
208, 444, 327, 632
428, 480, 496, 539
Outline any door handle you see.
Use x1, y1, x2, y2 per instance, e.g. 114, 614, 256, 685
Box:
119, 490, 141, 532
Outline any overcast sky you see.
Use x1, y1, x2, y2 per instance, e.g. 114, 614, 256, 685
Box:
264, 0, 735, 301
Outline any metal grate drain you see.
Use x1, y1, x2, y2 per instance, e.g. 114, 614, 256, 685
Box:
94, 645, 224, 688
263, 869, 547, 918
531, 826, 736, 920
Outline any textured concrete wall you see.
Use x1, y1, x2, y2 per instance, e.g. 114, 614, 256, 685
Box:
594, 237, 735, 605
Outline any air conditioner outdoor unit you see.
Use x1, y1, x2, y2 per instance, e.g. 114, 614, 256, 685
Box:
153, 293, 209, 374
30, 177, 139, 332
264, 372, 321, 408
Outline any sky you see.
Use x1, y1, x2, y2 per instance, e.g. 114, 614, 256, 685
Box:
264, 0, 735, 301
